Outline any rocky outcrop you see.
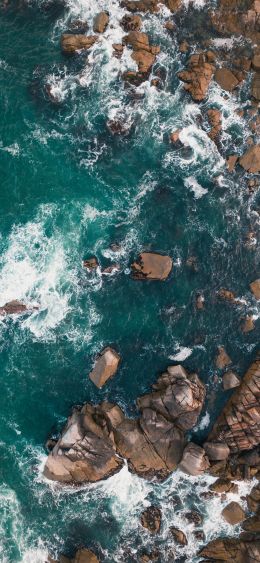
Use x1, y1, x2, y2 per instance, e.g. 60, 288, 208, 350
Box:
222, 501, 246, 525
203, 442, 230, 461
48, 548, 99, 563
131, 252, 172, 280
0, 300, 28, 316
215, 67, 239, 91
61, 34, 97, 54
93, 12, 109, 33
140, 506, 161, 534
207, 108, 222, 141
239, 145, 260, 173
210, 0, 260, 44
178, 443, 210, 476
121, 0, 181, 13
89, 347, 120, 388
199, 537, 260, 562
210, 478, 238, 494
222, 371, 241, 390
43, 365, 205, 484
178, 52, 215, 102
250, 279, 260, 299
122, 31, 160, 78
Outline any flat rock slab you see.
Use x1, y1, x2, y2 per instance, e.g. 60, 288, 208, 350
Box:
215, 67, 239, 91
131, 252, 172, 280
222, 501, 245, 525
239, 145, 260, 173
0, 300, 28, 315
89, 347, 120, 388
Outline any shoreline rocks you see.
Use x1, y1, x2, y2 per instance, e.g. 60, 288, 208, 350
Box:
61, 34, 97, 54
0, 300, 29, 316
178, 52, 215, 101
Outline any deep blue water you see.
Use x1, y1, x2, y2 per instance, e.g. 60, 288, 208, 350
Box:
0, 0, 259, 561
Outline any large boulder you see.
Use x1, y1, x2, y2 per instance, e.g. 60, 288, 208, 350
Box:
131, 252, 172, 281
170, 527, 187, 545
140, 506, 161, 534
89, 347, 120, 388
222, 501, 246, 525
203, 442, 230, 461
93, 12, 109, 33
178, 443, 210, 476
178, 52, 215, 102
48, 548, 99, 563
121, 14, 142, 31
61, 34, 97, 54
222, 371, 240, 390
239, 145, 260, 173
215, 68, 239, 91
199, 538, 260, 562
0, 300, 28, 315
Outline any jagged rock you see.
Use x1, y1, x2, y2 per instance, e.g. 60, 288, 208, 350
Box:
185, 510, 203, 526
210, 478, 238, 494
178, 52, 215, 102
68, 20, 89, 33
239, 145, 260, 173
250, 279, 260, 299
61, 34, 97, 54
226, 155, 238, 172
252, 53, 260, 71
208, 358, 260, 454
122, 31, 160, 77
132, 49, 156, 73
179, 443, 210, 476
121, 0, 160, 13
242, 514, 260, 533
89, 347, 120, 388
83, 257, 99, 270
217, 289, 236, 302
0, 300, 28, 316
222, 371, 241, 390
196, 294, 205, 310
121, 14, 142, 31
170, 130, 181, 143
215, 347, 232, 369
112, 44, 124, 58
215, 68, 239, 91
131, 252, 172, 281
140, 506, 161, 534
252, 72, 260, 100
93, 12, 109, 33
179, 40, 189, 53
193, 530, 205, 541
207, 108, 222, 140
170, 527, 187, 545
199, 537, 260, 562
222, 501, 246, 525
49, 548, 99, 563
203, 442, 230, 461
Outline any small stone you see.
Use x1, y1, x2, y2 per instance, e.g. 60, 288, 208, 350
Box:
179, 41, 189, 53
193, 530, 205, 541
170, 129, 180, 143
196, 294, 205, 310
222, 501, 246, 525
241, 316, 255, 333
83, 256, 99, 269
185, 510, 203, 526
222, 371, 241, 390
252, 53, 260, 72
250, 279, 260, 299
217, 288, 236, 302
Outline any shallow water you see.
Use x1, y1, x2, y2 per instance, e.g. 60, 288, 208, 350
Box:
0, 0, 259, 561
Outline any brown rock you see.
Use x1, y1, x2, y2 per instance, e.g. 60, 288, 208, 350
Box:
73, 548, 99, 563
222, 501, 246, 525
179, 41, 189, 53
207, 108, 222, 140
170, 130, 180, 143
89, 347, 120, 388
226, 155, 238, 172
140, 506, 161, 534
131, 49, 156, 73
241, 316, 255, 333
121, 0, 160, 13
185, 510, 203, 526
61, 34, 97, 54
210, 478, 238, 494
170, 526, 187, 545
239, 145, 260, 173
204, 442, 230, 461
199, 537, 260, 561
196, 294, 205, 310
131, 252, 172, 281
222, 371, 241, 390
250, 279, 260, 299
164, 20, 175, 31
252, 54, 260, 72
121, 14, 142, 31
215, 68, 239, 91
83, 257, 98, 269
242, 514, 260, 533
179, 443, 210, 476
93, 12, 109, 33
215, 347, 232, 369
178, 52, 215, 102
252, 72, 260, 100
247, 482, 260, 512
217, 288, 236, 302
0, 300, 28, 316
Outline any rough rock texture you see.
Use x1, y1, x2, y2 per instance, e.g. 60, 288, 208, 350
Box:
222, 501, 246, 525
252, 72, 260, 100
44, 365, 205, 483
226, 155, 238, 172
48, 548, 99, 563
61, 34, 97, 54
222, 371, 241, 390
203, 442, 230, 461
199, 537, 260, 562
122, 31, 160, 76
215, 67, 239, 91
93, 12, 109, 33
0, 300, 28, 316
140, 506, 162, 534
178, 52, 215, 102
208, 358, 260, 454
239, 145, 260, 173
217, 288, 236, 302
170, 526, 187, 545
121, 14, 142, 31
210, 478, 238, 494
121, 0, 181, 12
89, 347, 120, 388
250, 279, 260, 300
131, 252, 172, 280
215, 346, 232, 369
207, 108, 222, 140
178, 443, 210, 476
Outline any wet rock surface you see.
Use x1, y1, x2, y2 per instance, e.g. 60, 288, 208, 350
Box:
178, 52, 215, 101
61, 34, 97, 54
140, 506, 162, 534
131, 252, 173, 280
89, 347, 121, 388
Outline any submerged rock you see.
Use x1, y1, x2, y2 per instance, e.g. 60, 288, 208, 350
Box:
140, 506, 161, 534
121, 14, 142, 31
0, 300, 28, 316
61, 34, 97, 54
83, 256, 99, 270
48, 548, 99, 563
89, 347, 121, 388
131, 252, 173, 280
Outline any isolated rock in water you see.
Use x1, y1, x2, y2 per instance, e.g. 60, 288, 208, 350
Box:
170, 527, 187, 545
203, 442, 230, 461
178, 52, 215, 102
121, 14, 142, 31
208, 358, 260, 454
93, 12, 109, 33
199, 538, 260, 562
89, 347, 120, 388
241, 316, 255, 333
140, 506, 161, 534
217, 288, 236, 302
61, 34, 97, 54
207, 108, 222, 140
0, 300, 28, 316
222, 371, 241, 390
83, 256, 99, 270
239, 145, 260, 173
250, 279, 260, 299
178, 443, 210, 476
222, 501, 246, 525
170, 129, 181, 143
131, 252, 172, 280
51, 548, 99, 562
215, 346, 232, 369
210, 478, 238, 494
215, 68, 239, 91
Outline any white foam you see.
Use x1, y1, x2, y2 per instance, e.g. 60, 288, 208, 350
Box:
169, 346, 193, 361
184, 176, 208, 199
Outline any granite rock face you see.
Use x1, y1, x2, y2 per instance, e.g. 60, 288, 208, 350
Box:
89, 347, 121, 388
199, 537, 260, 562
61, 34, 97, 54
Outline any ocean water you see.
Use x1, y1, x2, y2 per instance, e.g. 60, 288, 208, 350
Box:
0, 0, 259, 561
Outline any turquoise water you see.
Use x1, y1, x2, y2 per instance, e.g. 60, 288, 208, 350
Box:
0, 0, 259, 561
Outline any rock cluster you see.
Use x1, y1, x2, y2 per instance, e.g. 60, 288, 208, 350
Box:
43, 365, 205, 483
178, 52, 215, 101
61, 35, 97, 54
122, 31, 160, 83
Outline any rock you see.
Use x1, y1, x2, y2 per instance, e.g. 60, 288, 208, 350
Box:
102, 264, 120, 274
89, 347, 120, 388
164, 20, 175, 31
203, 442, 231, 461
132, 49, 156, 73
170, 130, 181, 143
193, 530, 205, 541
247, 482, 260, 512
207, 108, 222, 141
196, 294, 204, 310
179, 443, 210, 476
68, 20, 89, 33
123, 31, 160, 76
215, 347, 232, 370
123, 31, 150, 51
222, 371, 241, 390
178, 52, 215, 101
199, 537, 260, 562
186, 255, 198, 271
252, 53, 260, 71
217, 288, 235, 302
239, 145, 260, 173
170, 527, 187, 546
222, 501, 246, 525
73, 548, 99, 563
131, 252, 172, 280
179, 41, 189, 53
121, 0, 160, 13
210, 478, 238, 494
121, 14, 142, 31
208, 358, 260, 455
61, 34, 97, 54
252, 72, 260, 100
226, 155, 238, 172
241, 316, 255, 333
93, 12, 109, 33
215, 68, 239, 91
0, 300, 28, 316
242, 514, 260, 533
185, 510, 203, 526
112, 43, 124, 58
83, 257, 99, 270
140, 506, 161, 534
250, 279, 260, 299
